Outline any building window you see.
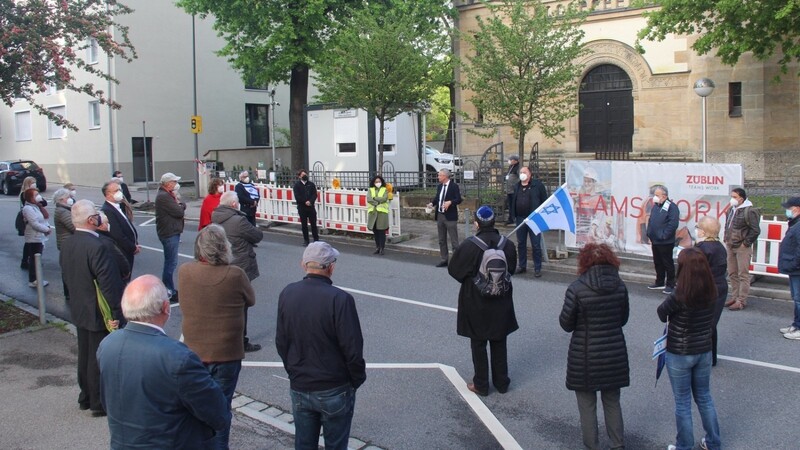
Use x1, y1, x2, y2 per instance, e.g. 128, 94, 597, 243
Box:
87, 38, 99, 64
245, 103, 269, 146
15, 111, 32, 141
338, 143, 356, 153
245, 78, 268, 90
89, 101, 101, 129
48, 106, 67, 139
379, 144, 395, 153
729, 82, 742, 117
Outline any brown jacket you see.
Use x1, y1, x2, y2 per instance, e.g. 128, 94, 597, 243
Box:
178, 262, 255, 362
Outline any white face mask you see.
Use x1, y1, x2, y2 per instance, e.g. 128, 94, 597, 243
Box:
118, 177, 124, 183
374, 182, 382, 188
35, 194, 43, 203
172, 182, 181, 191
653, 195, 660, 204
217, 185, 224, 194
519, 173, 529, 182
729, 197, 739, 207
113, 191, 124, 202
243, 177, 250, 184
66, 198, 75, 206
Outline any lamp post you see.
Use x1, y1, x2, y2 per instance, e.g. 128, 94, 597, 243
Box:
693, 78, 715, 163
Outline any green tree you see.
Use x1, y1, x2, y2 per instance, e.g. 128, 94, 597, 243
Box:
177, 0, 360, 170
460, 0, 588, 162
314, 0, 452, 172
636, 0, 800, 76
0, 0, 136, 131
427, 85, 452, 141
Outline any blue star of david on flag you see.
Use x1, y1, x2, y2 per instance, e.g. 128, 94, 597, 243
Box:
523, 183, 576, 235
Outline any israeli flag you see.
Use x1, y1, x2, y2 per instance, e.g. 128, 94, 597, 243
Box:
523, 183, 576, 235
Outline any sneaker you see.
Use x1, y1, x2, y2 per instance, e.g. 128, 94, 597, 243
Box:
662, 287, 674, 294
28, 280, 49, 288
648, 284, 666, 290
784, 329, 800, 340
779, 325, 798, 334
244, 342, 262, 352
667, 445, 677, 450
700, 437, 709, 450
534, 270, 542, 278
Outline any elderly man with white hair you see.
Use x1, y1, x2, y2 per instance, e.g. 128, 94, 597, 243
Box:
60, 199, 125, 417
98, 275, 230, 449
53, 188, 75, 300
234, 170, 260, 226
212, 190, 264, 353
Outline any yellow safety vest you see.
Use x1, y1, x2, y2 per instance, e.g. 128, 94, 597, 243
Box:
369, 187, 389, 214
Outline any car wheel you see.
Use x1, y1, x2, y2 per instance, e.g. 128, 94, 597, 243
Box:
1, 181, 9, 196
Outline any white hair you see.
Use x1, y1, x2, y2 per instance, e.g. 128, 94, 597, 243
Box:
71, 199, 96, 227
52, 188, 71, 204
194, 224, 232, 266
122, 275, 168, 321
220, 191, 238, 206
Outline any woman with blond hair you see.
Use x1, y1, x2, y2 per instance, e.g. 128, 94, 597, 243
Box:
694, 216, 728, 365
22, 188, 51, 287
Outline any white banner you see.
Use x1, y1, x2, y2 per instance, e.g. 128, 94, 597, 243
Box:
565, 161, 744, 256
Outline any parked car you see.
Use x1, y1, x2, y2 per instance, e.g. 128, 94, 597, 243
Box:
424, 146, 463, 174
0, 160, 47, 195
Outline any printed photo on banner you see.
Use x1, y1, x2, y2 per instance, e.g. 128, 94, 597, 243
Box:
565, 161, 744, 257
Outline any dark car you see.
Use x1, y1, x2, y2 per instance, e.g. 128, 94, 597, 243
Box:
0, 160, 47, 195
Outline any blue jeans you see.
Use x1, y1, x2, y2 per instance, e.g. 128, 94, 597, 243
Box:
290, 384, 355, 450
205, 361, 241, 450
789, 275, 800, 328
159, 234, 180, 294
665, 352, 720, 450
515, 217, 542, 271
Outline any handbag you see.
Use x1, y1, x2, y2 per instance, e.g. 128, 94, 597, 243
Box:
94, 280, 116, 333
15, 209, 25, 236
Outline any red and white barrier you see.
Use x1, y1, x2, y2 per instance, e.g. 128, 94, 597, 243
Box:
750, 217, 788, 278
225, 182, 401, 237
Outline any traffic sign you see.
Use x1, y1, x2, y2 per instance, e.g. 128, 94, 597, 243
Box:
190, 115, 203, 134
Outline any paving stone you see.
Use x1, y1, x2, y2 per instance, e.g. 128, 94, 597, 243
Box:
348, 437, 366, 449
362, 446, 384, 450
245, 401, 268, 411
276, 413, 294, 424
262, 406, 283, 417
231, 395, 253, 408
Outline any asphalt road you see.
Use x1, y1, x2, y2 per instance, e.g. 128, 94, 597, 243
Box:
1, 195, 798, 449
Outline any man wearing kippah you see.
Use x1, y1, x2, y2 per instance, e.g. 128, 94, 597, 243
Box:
276, 242, 366, 449
449, 206, 519, 397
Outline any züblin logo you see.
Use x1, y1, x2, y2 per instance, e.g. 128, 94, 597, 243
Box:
686, 175, 724, 185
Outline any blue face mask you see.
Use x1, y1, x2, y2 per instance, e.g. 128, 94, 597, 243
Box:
787, 209, 795, 219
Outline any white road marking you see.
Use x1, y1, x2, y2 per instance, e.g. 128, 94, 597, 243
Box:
241, 361, 523, 450
138, 217, 156, 226
139, 244, 193, 259
340, 286, 458, 312
717, 355, 800, 374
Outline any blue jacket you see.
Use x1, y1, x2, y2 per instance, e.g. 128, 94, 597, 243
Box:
779, 217, 800, 275
97, 322, 230, 449
646, 200, 680, 245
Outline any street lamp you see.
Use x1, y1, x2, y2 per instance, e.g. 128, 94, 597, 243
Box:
693, 78, 715, 163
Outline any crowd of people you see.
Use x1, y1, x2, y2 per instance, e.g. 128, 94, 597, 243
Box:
14, 163, 800, 450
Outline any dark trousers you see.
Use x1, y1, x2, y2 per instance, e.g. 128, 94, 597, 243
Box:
651, 243, 676, 288
21, 242, 29, 268
470, 338, 509, 393
25, 242, 43, 283
506, 193, 515, 222
372, 225, 387, 250
436, 214, 459, 262
298, 206, 319, 243
77, 327, 108, 412
575, 389, 624, 450
515, 218, 542, 271
243, 306, 251, 346
711, 284, 728, 365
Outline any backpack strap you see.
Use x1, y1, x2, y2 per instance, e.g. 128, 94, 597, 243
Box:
469, 235, 489, 251
496, 236, 506, 250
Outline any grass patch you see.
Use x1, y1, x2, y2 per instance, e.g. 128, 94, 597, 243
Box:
0, 300, 40, 334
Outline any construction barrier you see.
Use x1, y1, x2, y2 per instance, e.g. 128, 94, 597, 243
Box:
225, 182, 401, 237
750, 217, 788, 279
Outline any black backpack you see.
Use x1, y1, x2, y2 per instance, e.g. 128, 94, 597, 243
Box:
15, 208, 25, 236
469, 236, 511, 298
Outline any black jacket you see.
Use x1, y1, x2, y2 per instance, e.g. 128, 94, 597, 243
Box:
276, 274, 366, 392
235, 182, 260, 218
431, 180, 462, 221
101, 201, 138, 266
646, 200, 680, 245
779, 217, 800, 275
511, 180, 548, 218
657, 294, 714, 355
293, 180, 318, 211
560, 265, 630, 391
449, 228, 518, 340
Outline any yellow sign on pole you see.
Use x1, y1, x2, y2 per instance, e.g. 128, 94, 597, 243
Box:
190, 115, 203, 134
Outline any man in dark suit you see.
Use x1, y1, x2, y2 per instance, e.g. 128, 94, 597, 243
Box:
98, 275, 230, 449
428, 169, 462, 267
60, 199, 125, 417
100, 180, 139, 282
112, 170, 137, 204
293, 168, 320, 246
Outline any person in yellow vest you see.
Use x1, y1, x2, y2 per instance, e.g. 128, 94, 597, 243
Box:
368, 175, 390, 255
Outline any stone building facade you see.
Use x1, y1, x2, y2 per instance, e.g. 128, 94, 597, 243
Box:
454, 0, 800, 183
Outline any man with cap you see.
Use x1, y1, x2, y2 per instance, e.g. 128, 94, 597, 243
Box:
448, 206, 518, 396
276, 241, 366, 449
778, 197, 800, 340
155, 172, 186, 303
505, 155, 520, 224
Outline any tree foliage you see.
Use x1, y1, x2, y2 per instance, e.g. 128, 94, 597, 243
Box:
460, 0, 588, 162
636, 0, 800, 76
0, 0, 136, 131
177, 0, 361, 170
314, 0, 453, 171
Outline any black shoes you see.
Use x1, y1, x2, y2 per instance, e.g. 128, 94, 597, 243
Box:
90, 409, 107, 417
169, 291, 179, 304
467, 383, 488, 397
302, 241, 309, 247
515, 267, 527, 274
436, 261, 448, 267
379, 248, 385, 255
534, 270, 542, 278
373, 248, 380, 254
244, 342, 262, 353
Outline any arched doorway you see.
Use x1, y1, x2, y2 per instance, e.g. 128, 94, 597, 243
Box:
579, 64, 633, 152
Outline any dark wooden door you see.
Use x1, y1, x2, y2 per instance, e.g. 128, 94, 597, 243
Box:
132, 137, 154, 182
579, 65, 633, 152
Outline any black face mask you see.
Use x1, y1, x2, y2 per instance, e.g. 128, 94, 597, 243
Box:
301, 175, 308, 182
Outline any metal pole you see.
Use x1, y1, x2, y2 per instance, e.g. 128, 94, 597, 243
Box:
701, 96, 708, 163
270, 89, 277, 174
34, 253, 46, 325
192, 14, 200, 198
142, 121, 151, 203
422, 113, 428, 190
